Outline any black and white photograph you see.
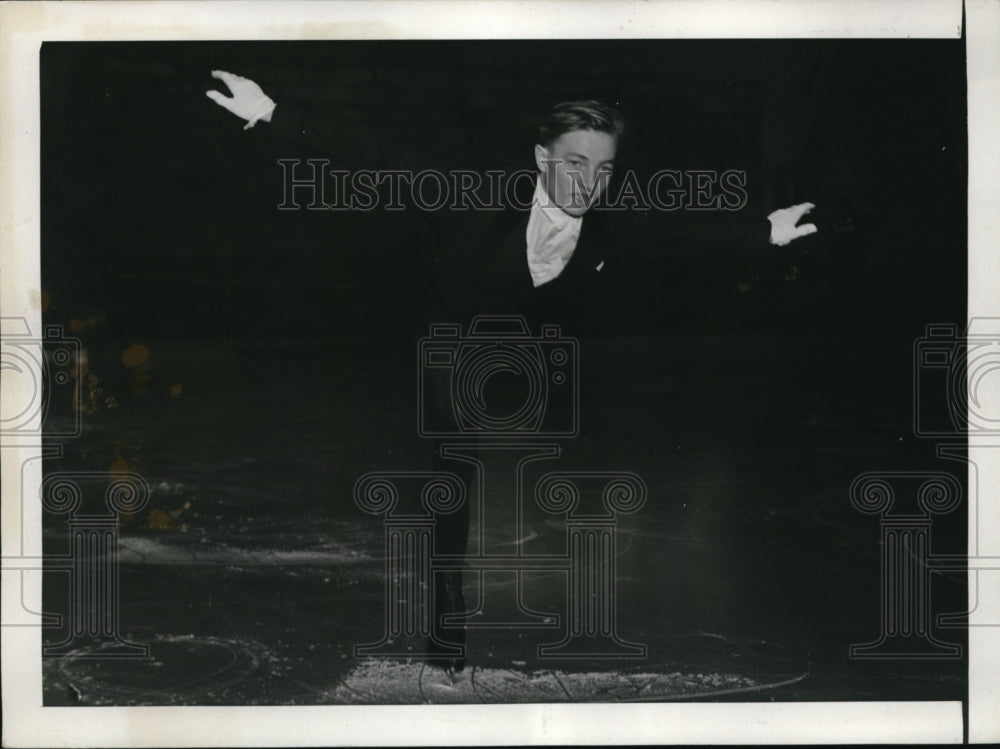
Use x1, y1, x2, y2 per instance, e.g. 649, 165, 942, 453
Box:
2, 0, 998, 745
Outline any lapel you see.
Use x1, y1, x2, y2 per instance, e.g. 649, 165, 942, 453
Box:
486, 176, 535, 291
488, 182, 612, 291
561, 208, 608, 280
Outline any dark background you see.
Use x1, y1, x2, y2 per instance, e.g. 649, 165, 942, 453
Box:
40, 40, 970, 707
41, 40, 966, 346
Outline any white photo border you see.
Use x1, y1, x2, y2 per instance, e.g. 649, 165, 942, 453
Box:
2, 0, 993, 745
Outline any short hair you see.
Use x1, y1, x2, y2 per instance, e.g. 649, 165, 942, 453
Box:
538, 100, 626, 148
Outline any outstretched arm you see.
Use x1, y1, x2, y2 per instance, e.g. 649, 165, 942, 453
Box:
205, 68, 436, 176
205, 70, 276, 130
767, 201, 818, 246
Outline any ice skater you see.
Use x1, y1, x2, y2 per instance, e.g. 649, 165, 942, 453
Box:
206, 69, 818, 672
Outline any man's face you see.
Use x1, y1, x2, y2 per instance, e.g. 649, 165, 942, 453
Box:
535, 129, 617, 217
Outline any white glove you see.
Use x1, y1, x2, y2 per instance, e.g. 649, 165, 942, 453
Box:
767, 202, 818, 246
205, 69, 276, 130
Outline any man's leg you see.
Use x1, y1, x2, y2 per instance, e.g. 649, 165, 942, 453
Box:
425, 444, 473, 672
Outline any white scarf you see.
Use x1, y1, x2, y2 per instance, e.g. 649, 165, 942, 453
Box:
525, 178, 582, 287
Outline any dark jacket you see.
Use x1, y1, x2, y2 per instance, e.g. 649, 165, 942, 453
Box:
267, 102, 645, 339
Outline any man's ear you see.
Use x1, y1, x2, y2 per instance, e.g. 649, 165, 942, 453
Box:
534, 144, 549, 174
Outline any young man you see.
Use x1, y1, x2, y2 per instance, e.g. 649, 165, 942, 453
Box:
206, 70, 815, 329
207, 70, 817, 672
